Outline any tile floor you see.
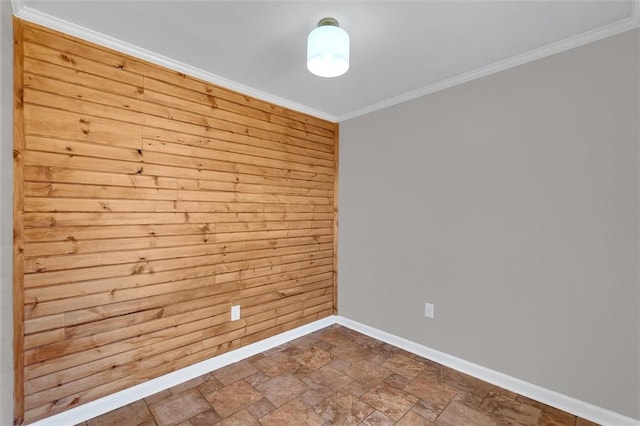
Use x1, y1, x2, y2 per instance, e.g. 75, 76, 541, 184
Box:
79, 325, 599, 426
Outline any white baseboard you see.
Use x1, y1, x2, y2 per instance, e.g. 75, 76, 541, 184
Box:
30, 315, 337, 426
335, 316, 640, 426
30, 314, 639, 426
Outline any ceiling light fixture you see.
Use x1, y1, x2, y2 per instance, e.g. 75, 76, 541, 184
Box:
307, 17, 350, 78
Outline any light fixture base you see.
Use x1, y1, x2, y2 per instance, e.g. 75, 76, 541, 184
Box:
318, 17, 339, 27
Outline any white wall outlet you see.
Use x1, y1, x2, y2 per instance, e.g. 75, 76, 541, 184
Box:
424, 302, 435, 319
231, 305, 241, 321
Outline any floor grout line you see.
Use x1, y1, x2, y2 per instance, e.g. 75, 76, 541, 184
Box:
83, 324, 595, 426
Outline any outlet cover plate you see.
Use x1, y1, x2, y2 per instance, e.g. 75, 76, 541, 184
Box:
424, 302, 435, 319
231, 305, 241, 321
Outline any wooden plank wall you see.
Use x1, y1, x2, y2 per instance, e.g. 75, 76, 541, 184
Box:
13, 18, 338, 424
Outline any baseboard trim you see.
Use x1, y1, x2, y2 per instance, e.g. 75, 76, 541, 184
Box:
335, 316, 639, 426
30, 314, 638, 426
30, 315, 337, 426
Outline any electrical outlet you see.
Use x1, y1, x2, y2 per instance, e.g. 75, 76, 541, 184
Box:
231, 305, 240, 321
424, 302, 434, 319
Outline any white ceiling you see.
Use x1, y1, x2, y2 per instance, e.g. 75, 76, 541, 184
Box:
13, 1, 640, 122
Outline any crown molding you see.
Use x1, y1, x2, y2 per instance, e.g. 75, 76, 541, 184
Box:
10, 0, 640, 124
10, 3, 340, 123
10, 0, 24, 16
337, 1, 640, 122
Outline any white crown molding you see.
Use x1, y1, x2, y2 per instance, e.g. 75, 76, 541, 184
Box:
336, 316, 640, 426
10, 4, 340, 123
11, 0, 640, 124
337, 2, 640, 122
29, 315, 338, 426
10, 0, 24, 16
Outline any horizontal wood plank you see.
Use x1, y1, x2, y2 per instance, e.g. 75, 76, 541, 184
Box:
16, 19, 337, 423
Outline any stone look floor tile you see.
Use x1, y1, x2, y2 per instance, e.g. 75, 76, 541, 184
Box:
396, 410, 435, 425
168, 375, 210, 395
342, 380, 367, 398
360, 385, 419, 421
148, 389, 209, 426
255, 374, 308, 407
259, 398, 325, 426
250, 351, 304, 377
144, 390, 172, 406
262, 342, 291, 356
294, 345, 334, 370
404, 374, 458, 413
452, 390, 486, 409
480, 392, 542, 426
385, 373, 412, 390
344, 360, 393, 389
245, 397, 277, 419
313, 389, 374, 425
195, 376, 223, 396
212, 360, 258, 385
362, 410, 397, 425
289, 334, 322, 352
436, 401, 499, 426
329, 341, 371, 363
514, 394, 548, 409
80, 325, 589, 426
299, 388, 329, 407
244, 371, 270, 388
246, 352, 266, 364
318, 327, 354, 345
313, 338, 336, 353
87, 400, 153, 426
514, 394, 578, 425
203, 379, 262, 418
418, 363, 443, 384
365, 351, 391, 365
488, 386, 520, 400
294, 335, 331, 351
328, 358, 351, 371
440, 367, 494, 399
377, 342, 404, 359
219, 409, 259, 425
410, 399, 441, 422
538, 408, 577, 425
183, 409, 221, 426
301, 365, 353, 395
404, 373, 458, 416
382, 353, 427, 380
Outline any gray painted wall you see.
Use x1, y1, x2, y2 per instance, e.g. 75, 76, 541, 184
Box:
339, 29, 640, 419
1, 1, 13, 424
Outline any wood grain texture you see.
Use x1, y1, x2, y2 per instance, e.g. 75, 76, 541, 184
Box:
13, 19, 338, 424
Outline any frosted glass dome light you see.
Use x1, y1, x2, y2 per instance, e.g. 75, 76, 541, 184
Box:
307, 18, 350, 78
